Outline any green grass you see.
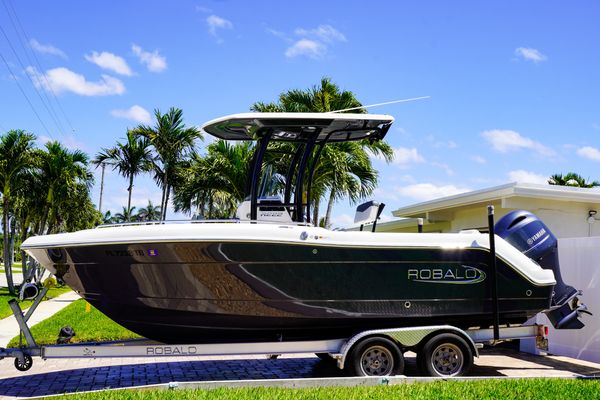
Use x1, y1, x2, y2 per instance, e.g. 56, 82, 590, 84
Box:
7, 299, 140, 347
0, 286, 72, 319
0, 261, 23, 273
45, 379, 600, 400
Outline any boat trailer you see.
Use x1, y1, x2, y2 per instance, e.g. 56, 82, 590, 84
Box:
0, 287, 547, 377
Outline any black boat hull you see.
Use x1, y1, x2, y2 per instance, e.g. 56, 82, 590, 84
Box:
28, 241, 553, 344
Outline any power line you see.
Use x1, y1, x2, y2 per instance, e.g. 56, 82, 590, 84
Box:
0, 21, 60, 136
0, 51, 52, 136
4, 0, 75, 134
2, 0, 65, 135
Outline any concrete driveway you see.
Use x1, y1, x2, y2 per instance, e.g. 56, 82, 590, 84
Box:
0, 346, 598, 399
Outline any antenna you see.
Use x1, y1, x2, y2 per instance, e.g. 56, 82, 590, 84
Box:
329, 96, 431, 113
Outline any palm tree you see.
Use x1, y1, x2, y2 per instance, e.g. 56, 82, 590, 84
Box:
0, 130, 37, 294
37, 141, 92, 235
251, 77, 394, 227
174, 141, 254, 219
549, 172, 600, 188
137, 200, 161, 221
114, 206, 137, 223
132, 108, 202, 220
102, 210, 113, 224
93, 130, 153, 221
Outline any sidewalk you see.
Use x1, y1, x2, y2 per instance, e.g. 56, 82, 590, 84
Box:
0, 291, 79, 347
0, 272, 24, 289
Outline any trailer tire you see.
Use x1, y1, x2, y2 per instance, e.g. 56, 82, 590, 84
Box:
14, 354, 33, 371
418, 333, 473, 377
346, 336, 404, 376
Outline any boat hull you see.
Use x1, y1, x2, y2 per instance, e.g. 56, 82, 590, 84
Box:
26, 240, 553, 344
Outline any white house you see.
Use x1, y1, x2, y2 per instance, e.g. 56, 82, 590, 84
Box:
367, 182, 600, 238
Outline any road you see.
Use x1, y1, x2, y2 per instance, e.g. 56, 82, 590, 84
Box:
0, 347, 598, 399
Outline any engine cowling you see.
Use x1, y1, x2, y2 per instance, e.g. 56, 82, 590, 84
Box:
495, 210, 587, 329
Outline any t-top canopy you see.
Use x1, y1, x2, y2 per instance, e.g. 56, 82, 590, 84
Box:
201, 112, 394, 142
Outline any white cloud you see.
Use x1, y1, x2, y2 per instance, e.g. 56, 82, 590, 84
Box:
110, 105, 152, 124
396, 183, 470, 201
294, 25, 346, 43
508, 170, 548, 184
206, 15, 233, 39
195, 5, 212, 13
37, 133, 87, 151
85, 51, 133, 76
427, 135, 458, 149
330, 213, 354, 228
471, 155, 486, 164
26, 66, 125, 96
481, 129, 554, 156
266, 28, 290, 41
285, 39, 326, 59
284, 24, 346, 59
29, 39, 67, 59
131, 44, 167, 73
386, 147, 425, 166
431, 161, 454, 176
577, 146, 600, 161
515, 47, 547, 63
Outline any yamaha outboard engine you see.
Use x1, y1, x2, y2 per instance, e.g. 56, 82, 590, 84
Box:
495, 210, 590, 329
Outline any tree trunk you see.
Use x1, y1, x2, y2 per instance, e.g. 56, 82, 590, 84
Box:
312, 199, 320, 227
98, 162, 106, 213
3, 197, 15, 295
160, 175, 169, 221
324, 190, 336, 229
163, 183, 171, 221
38, 188, 53, 235
10, 217, 16, 264
20, 222, 30, 283
127, 174, 134, 221
159, 185, 166, 220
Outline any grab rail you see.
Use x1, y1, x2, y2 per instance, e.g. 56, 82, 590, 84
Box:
96, 219, 312, 229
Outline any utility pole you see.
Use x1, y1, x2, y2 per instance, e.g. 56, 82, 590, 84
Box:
98, 162, 106, 213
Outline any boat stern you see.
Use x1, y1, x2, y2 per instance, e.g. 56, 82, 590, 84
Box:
495, 210, 591, 329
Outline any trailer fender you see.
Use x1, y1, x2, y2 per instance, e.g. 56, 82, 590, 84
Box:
337, 325, 478, 370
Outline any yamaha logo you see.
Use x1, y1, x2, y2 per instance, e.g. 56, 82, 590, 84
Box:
407, 265, 486, 284
526, 228, 546, 246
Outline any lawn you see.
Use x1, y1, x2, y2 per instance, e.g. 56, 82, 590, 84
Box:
7, 299, 140, 347
47, 379, 600, 400
0, 261, 23, 274
0, 285, 72, 319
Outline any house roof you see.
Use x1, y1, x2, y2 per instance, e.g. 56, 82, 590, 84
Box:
392, 182, 600, 218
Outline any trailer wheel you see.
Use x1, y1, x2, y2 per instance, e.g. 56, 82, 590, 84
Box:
346, 337, 404, 376
418, 333, 473, 377
14, 354, 33, 371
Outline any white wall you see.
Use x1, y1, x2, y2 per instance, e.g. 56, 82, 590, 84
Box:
445, 199, 599, 238
522, 237, 600, 362
543, 237, 600, 362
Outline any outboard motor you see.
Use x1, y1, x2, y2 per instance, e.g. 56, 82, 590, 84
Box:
495, 210, 589, 329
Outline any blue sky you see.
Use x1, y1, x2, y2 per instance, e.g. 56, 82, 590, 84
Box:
1, 1, 599, 226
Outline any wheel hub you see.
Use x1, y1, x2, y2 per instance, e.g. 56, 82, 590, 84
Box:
360, 345, 393, 376
431, 343, 463, 375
